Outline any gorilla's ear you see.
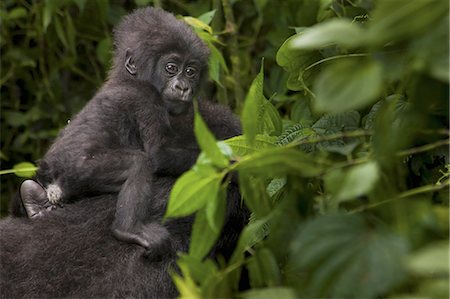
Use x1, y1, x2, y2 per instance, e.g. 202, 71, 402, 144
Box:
125, 48, 137, 75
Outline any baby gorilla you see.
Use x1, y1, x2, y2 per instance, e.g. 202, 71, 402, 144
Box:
12, 8, 232, 254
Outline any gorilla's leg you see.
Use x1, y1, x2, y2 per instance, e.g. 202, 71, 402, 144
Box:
10, 149, 145, 218
111, 154, 172, 255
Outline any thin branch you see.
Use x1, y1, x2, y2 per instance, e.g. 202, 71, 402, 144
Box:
396, 139, 449, 157
349, 179, 450, 214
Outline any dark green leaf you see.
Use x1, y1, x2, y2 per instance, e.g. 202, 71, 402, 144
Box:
290, 214, 408, 298
189, 205, 222, 260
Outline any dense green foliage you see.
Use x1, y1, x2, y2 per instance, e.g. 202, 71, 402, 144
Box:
1, 0, 449, 298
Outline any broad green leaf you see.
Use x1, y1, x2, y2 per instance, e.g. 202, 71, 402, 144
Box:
236, 148, 322, 178
291, 19, 365, 49
189, 205, 222, 260
198, 10, 216, 25
165, 167, 223, 218
194, 112, 229, 168
313, 58, 383, 113
324, 161, 380, 203
408, 241, 449, 276
312, 111, 360, 133
242, 287, 297, 299
224, 135, 276, 156
290, 214, 408, 298
13, 162, 37, 178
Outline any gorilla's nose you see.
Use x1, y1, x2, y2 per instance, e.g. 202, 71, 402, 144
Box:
174, 83, 189, 95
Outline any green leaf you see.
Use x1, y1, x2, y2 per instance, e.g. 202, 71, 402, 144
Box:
291, 19, 365, 49
224, 135, 276, 157
205, 186, 226, 233
13, 162, 37, 178
247, 248, 281, 288
242, 62, 265, 145
290, 214, 408, 298
276, 34, 322, 91
313, 58, 383, 113
184, 16, 213, 34
242, 287, 297, 299
198, 10, 216, 25
236, 148, 322, 178
239, 175, 272, 217
368, 0, 449, 45
194, 112, 229, 168
8, 8, 27, 19
230, 216, 271, 264
177, 254, 218, 284
408, 241, 449, 276
189, 205, 222, 260
324, 161, 380, 203
165, 166, 223, 218
96, 37, 112, 67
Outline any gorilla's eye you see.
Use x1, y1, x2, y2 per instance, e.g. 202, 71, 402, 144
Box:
165, 63, 178, 75
185, 67, 197, 78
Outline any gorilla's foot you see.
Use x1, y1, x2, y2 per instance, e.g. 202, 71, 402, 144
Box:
112, 223, 174, 260
19, 180, 53, 218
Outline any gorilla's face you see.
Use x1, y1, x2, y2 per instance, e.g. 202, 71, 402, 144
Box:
157, 53, 203, 115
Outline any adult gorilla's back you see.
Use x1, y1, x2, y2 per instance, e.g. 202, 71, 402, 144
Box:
0, 192, 179, 298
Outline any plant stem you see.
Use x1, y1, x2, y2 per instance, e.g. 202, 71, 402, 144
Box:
221, 0, 244, 109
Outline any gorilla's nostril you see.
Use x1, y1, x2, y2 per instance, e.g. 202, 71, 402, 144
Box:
175, 83, 189, 92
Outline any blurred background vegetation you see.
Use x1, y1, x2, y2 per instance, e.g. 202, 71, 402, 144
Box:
1, 0, 449, 298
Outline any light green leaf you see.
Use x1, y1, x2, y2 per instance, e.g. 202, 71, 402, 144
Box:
408, 241, 449, 276
291, 19, 365, 49
184, 16, 213, 34
194, 112, 229, 168
324, 161, 380, 202
165, 167, 223, 218
189, 205, 221, 260
12, 162, 37, 178
237, 148, 322, 178
313, 58, 383, 113
205, 186, 226, 233
198, 10, 216, 25
242, 62, 265, 145
225, 135, 276, 156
